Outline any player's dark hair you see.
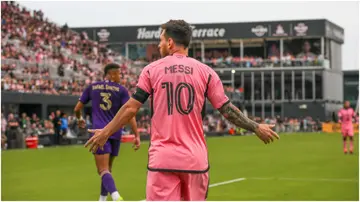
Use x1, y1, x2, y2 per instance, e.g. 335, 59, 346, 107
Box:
161, 20, 192, 48
104, 63, 120, 75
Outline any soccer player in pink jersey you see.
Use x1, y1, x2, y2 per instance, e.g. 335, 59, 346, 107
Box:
338, 100, 356, 154
85, 20, 279, 201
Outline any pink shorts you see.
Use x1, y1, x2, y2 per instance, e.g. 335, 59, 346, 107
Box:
146, 171, 209, 201
342, 127, 354, 137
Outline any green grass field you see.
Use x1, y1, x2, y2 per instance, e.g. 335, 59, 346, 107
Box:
1, 133, 359, 201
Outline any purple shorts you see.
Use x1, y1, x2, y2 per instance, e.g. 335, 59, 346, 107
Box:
93, 139, 121, 156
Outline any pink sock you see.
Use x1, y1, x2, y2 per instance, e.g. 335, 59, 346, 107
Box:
343, 140, 347, 152
349, 141, 353, 152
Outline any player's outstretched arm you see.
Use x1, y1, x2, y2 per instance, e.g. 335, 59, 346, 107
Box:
85, 98, 143, 152
218, 102, 259, 132
218, 102, 279, 144
103, 98, 142, 137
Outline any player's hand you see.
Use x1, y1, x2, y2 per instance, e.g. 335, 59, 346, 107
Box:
78, 119, 86, 129
132, 135, 141, 151
254, 124, 279, 144
85, 129, 109, 153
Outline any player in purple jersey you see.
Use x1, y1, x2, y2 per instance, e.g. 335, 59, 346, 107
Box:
74, 63, 140, 201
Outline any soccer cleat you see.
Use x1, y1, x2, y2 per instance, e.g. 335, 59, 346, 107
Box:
117, 196, 124, 201
344, 149, 348, 154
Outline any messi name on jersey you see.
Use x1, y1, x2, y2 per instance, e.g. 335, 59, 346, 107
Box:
165, 65, 193, 75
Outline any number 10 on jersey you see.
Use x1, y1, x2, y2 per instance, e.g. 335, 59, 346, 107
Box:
161, 82, 195, 115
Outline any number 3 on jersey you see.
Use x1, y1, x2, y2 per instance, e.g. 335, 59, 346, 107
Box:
100, 93, 112, 110
161, 82, 195, 115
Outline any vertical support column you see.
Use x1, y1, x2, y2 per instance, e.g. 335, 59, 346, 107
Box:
241, 72, 244, 89
280, 39, 284, 67
292, 71, 295, 100
321, 37, 325, 57
261, 72, 265, 101
281, 71, 285, 101
41, 104, 47, 120
312, 71, 316, 100
231, 70, 235, 90
252, 103, 255, 117
240, 40, 244, 59
125, 42, 129, 60
302, 71, 305, 100
251, 72, 254, 101
271, 71, 275, 100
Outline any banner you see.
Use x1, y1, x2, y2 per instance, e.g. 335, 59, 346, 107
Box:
322, 122, 359, 133
71, 19, 343, 43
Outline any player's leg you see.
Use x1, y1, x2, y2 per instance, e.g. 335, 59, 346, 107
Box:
109, 139, 121, 172
180, 172, 209, 201
343, 136, 348, 154
342, 131, 348, 154
94, 140, 122, 201
146, 171, 181, 201
348, 127, 354, 154
108, 139, 122, 200
98, 155, 116, 200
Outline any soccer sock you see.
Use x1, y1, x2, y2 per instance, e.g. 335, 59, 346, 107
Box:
99, 183, 108, 201
343, 140, 347, 152
102, 173, 120, 201
99, 195, 107, 201
349, 140, 354, 152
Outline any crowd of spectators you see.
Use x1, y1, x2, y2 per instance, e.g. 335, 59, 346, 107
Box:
201, 48, 324, 68
203, 113, 323, 135
1, 1, 329, 98
1, 1, 135, 95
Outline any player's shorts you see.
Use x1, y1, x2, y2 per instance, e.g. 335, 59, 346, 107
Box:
342, 127, 354, 137
93, 139, 121, 156
146, 170, 209, 201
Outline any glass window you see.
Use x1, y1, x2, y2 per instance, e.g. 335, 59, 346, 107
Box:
274, 72, 282, 100
265, 40, 280, 67
243, 72, 252, 100
344, 77, 359, 101
284, 72, 292, 100
305, 71, 314, 99
244, 105, 252, 117
274, 104, 282, 117
264, 104, 272, 119
254, 104, 262, 118
315, 71, 323, 99
294, 71, 303, 100
254, 72, 262, 100
283, 38, 322, 67
264, 72, 272, 100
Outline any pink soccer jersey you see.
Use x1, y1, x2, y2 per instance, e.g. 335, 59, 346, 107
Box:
136, 53, 229, 172
338, 108, 355, 129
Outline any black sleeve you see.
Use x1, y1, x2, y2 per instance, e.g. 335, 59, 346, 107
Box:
132, 87, 150, 104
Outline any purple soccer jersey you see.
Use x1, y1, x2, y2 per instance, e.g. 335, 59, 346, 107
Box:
79, 80, 130, 140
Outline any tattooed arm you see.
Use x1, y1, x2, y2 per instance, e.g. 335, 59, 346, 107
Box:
218, 102, 259, 132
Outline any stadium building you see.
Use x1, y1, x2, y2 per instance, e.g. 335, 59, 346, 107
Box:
343, 70, 359, 110
72, 19, 345, 121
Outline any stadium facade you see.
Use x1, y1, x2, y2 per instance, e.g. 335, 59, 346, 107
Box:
72, 19, 345, 121
2, 19, 348, 121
